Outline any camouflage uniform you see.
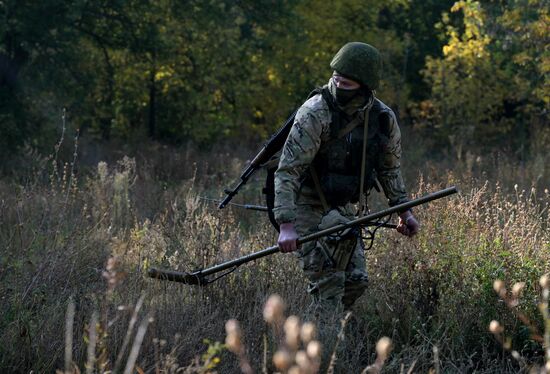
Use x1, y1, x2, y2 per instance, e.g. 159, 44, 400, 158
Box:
273, 78, 408, 310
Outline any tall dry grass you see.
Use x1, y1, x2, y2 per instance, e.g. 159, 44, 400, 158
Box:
0, 140, 549, 373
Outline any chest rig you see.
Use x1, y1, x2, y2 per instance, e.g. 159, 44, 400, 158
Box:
306, 86, 393, 207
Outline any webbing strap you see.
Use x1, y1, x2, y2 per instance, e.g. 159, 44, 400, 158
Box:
310, 166, 330, 213
358, 109, 370, 215
336, 116, 363, 139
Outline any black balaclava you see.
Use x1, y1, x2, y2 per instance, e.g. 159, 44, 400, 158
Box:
333, 84, 372, 107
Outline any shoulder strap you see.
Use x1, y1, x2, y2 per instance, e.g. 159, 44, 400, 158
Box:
306, 87, 323, 100
309, 167, 330, 213
335, 116, 363, 139
358, 109, 370, 214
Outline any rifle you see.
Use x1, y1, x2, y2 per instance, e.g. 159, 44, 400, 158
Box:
200, 197, 268, 212
218, 110, 298, 209
148, 186, 458, 286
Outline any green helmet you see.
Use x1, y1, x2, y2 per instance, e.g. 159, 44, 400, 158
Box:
330, 42, 381, 90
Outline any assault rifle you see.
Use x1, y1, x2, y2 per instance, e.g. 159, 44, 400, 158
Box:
148, 186, 458, 286
217, 110, 297, 209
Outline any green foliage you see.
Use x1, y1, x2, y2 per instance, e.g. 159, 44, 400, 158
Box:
0, 1, 441, 154
419, 0, 549, 156
0, 1, 547, 162
200, 339, 225, 370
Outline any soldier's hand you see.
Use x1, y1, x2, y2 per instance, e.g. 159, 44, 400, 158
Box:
278, 223, 299, 252
397, 210, 420, 237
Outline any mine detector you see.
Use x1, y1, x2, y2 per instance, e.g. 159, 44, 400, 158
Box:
147, 109, 458, 286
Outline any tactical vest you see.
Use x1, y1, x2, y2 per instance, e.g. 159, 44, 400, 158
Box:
305, 87, 393, 207
263, 87, 394, 230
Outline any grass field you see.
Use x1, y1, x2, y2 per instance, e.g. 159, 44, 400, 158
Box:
1, 142, 549, 373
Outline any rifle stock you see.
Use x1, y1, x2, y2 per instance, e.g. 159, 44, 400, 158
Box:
218, 110, 298, 209
149, 186, 458, 285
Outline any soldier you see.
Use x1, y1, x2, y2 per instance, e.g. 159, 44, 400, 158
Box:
273, 42, 419, 312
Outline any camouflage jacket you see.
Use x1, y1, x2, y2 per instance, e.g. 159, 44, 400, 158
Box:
273, 79, 408, 224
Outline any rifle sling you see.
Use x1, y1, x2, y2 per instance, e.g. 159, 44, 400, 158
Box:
358, 109, 370, 215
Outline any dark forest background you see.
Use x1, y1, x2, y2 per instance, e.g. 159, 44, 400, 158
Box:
1, 0, 548, 169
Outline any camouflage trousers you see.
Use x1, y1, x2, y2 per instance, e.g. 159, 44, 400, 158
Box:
294, 203, 369, 311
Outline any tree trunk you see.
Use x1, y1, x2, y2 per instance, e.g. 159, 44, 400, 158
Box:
148, 54, 157, 139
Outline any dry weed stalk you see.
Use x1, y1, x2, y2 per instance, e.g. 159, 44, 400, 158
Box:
264, 294, 322, 374
4, 142, 550, 373
113, 295, 145, 372
225, 319, 254, 374
122, 312, 153, 374
57, 258, 156, 374
361, 336, 393, 374
85, 311, 98, 374
224, 294, 394, 374
64, 298, 76, 374
490, 275, 550, 372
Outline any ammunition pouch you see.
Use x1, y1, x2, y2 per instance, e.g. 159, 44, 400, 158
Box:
317, 173, 360, 207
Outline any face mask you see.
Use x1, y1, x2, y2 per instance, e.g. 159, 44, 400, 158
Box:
335, 87, 360, 106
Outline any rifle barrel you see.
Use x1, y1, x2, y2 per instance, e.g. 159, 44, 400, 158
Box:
218, 179, 246, 209
218, 110, 298, 209
243, 205, 269, 212
201, 197, 268, 211
148, 186, 458, 284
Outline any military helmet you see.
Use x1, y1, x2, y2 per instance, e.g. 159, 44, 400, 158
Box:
330, 42, 381, 90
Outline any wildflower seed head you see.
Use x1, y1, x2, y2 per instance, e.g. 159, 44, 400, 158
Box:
511, 282, 525, 298
225, 319, 241, 336
263, 294, 286, 323
225, 333, 242, 353
286, 331, 301, 350
295, 350, 311, 371
300, 322, 316, 343
306, 340, 322, 359
493, 279, 506, 296
489, 320, 503, 334
284, 316, 301, 350
288, 365, 302, 374
106, 257, 118, 272
284, 315, 300, 334
376, 337, 392, 361
225, 319, 242, 353
539, 274, 550, 290
273, 350, 292, 371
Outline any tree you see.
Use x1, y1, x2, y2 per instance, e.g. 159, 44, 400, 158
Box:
420, 0, 549, 157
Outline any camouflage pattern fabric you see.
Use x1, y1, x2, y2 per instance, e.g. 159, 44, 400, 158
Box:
273, 78, 408, 224
293, 204, 369, 311
273, 77, 409, 309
